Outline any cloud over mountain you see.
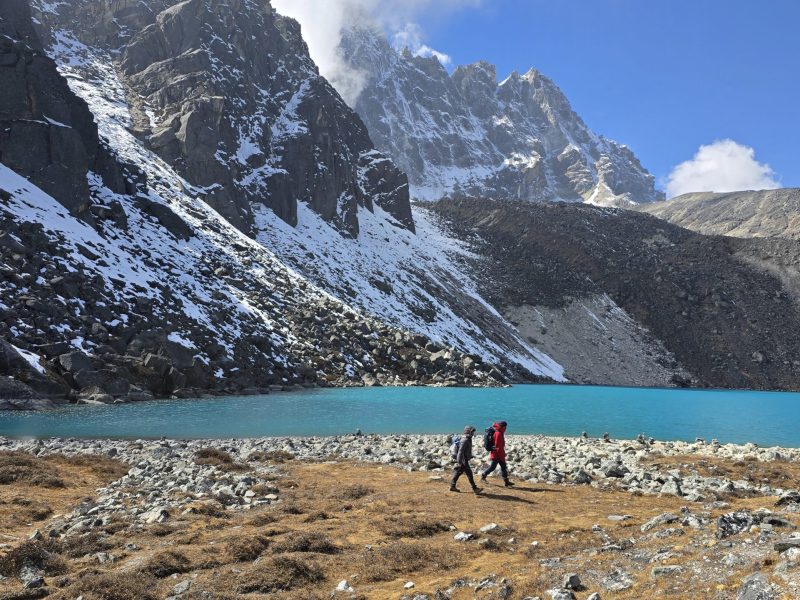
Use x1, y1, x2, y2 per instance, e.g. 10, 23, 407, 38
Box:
271, 0, 477, 104
666, 139, 780, 198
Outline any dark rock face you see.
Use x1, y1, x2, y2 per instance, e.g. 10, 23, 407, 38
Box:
34, 0, 412, 237
433, 197, 800, 390
0, 0, 515, 410
0, 186, 503, 409
341, 26, 663, 206
640, 188, 800, 241
0, 0, 127, 217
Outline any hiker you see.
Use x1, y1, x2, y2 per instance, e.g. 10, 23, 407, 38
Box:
449, 426, 483, 494
481, 420, 514, 487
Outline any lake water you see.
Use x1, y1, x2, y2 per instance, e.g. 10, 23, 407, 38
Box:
0, 385, 798, 446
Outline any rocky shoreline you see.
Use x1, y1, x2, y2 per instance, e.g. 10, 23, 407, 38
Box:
3, 433, 800, 532
2, 433, 800, 598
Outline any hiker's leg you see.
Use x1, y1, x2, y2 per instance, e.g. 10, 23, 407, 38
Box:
450, 465, 462, 486
500, 460, 509, 480
500, 460, 514, 486
482, 460, 498, 477
464, 464, 477, 488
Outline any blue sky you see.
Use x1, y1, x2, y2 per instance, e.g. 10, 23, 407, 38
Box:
418, 0, 799, 190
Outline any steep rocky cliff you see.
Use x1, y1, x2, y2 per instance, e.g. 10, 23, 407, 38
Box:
0, 0, 131, 218
341, 26, 663, 206
431, 198, 800, 390
0, 0, 566, 408
640, 188, 800, 241
34, 0, 413, 237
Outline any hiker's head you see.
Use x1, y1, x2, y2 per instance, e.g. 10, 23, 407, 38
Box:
464, 426, 476, 436
498, 421, 508, 430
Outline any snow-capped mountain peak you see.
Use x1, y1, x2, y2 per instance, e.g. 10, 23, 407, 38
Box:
341, 25, 664, 206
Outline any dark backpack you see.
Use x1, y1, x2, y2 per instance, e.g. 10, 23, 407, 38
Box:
483, 426, 495, 452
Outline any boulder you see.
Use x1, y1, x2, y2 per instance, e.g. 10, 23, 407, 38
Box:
736, 574, 775, 600
58, 351, 93, 373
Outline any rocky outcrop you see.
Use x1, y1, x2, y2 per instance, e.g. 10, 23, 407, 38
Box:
341, 26, 663, 206
432, 197, 800, 390
33, 0, 412, 237
0, 171, 507, 408
0, 0, 130, 218
640, 188, 800, 241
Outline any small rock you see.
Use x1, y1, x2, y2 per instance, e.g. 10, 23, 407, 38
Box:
602, 569, 633, 592
454, 532, 473, 541
480, 523, 499, 533
651, 565, 682, 577
548, 589, 576, 600
404, 581, 415, 589
641, 512, 678, 532
172, 580, 191, 595
562, 573, 581, 590
774, 537, 800, 553
336, 580, 354, 593
478, 538, 499, 550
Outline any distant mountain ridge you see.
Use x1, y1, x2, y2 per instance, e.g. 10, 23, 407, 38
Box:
640, 188, 800, 241
341, 26, 664, 206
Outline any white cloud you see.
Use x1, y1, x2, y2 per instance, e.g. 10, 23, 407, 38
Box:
393, 23, 451, 65
666, 139, 780, 198
271, 0, 478, 105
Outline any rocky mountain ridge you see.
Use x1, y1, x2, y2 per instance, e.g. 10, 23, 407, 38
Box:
341, 25, 664, 206
35, 0, 413, 238
640, 188, 800, 241
431, 197, 800, 390
0, 0, 566, 409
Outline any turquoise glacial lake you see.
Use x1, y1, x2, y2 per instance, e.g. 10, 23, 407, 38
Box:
0, 385, 799, 446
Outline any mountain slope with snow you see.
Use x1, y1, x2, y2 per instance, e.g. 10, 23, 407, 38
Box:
341, 26, 663, 206
1, 0, 567, 407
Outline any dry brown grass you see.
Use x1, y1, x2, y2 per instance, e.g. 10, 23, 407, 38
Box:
378, 515, 451, 539
0, 540, 68, 578
276, 531, 341, 555
234, 556, 325, 593
360, 542, 456, 582
52, 571, 160, 600
225, 534, 270, 562
53, 454, 130, 480
141, 550, 192, 578
58, 533, 115, 558
194, 448, 247, 472
0, 456, 793, 599
0, 452, 65, 488
3, 497, 53, 522
0, 451, 128, 544
330, 484, 373, 500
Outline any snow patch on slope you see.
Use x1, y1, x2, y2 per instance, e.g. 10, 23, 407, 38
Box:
30, 23, 565, 382
254, 201, 565, 381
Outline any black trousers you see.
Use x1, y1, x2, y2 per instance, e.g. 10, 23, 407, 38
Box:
450, 463, 477, 487
482, 459, 509, 480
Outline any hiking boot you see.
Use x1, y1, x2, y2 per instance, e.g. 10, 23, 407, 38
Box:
504, 480, 515, 487
480, 474, 487, 482
449, 485, 459, 492
472, 486, 483, 494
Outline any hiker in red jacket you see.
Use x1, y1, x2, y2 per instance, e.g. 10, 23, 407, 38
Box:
481, 421, 514, 487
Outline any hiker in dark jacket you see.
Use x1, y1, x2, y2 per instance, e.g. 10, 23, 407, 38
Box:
481, 420, 514, 487
450, 426, 482, 493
